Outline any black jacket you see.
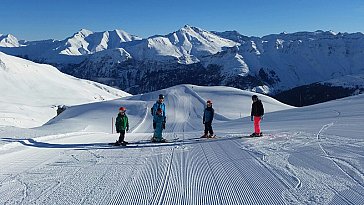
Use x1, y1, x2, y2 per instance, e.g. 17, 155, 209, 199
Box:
203, 107, 214, 123
251, 100, 264, 117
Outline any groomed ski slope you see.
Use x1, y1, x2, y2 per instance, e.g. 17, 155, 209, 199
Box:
0, 85, 363, 204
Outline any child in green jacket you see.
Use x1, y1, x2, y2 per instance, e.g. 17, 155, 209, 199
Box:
115, 107, 129, 146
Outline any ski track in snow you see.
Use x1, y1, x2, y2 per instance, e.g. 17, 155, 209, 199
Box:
1, 87, 364, 204
1, 128, 363, 204
317, 110, 364, 188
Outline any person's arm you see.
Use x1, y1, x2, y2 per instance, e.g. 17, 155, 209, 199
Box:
251, 104, 253, 120
115, 115, 120, 132
152, 103, 157, 117
126, 115, 129, 131
203, 109, 205, 124
153, 115, 157, 129
162, 104, 166, 122
212, 108, 215, 120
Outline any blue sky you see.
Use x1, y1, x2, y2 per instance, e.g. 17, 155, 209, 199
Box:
1, 0, 364, 40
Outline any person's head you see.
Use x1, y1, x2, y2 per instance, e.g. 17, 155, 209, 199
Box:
252, 95, 258, 102
119, 107, 126, 115
158, 94, 165, 103
206, 100, 212, 107
156, 108, 163, 115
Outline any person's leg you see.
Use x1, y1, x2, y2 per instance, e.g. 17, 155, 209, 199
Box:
254, 116, 261, 134
155, 123, 163, 140
118, 130, 125, 142
204, 123, 209, 136
207, 122, 213, 136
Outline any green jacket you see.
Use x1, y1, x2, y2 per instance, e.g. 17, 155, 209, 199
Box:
115, 113, 129, 132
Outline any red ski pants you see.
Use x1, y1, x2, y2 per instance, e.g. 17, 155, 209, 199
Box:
254, 116, 261, 134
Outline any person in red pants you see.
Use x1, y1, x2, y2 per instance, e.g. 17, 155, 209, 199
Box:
250, 95, 264, 137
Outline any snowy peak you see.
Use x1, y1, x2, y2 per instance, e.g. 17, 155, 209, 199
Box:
170, 25, 238, 55
123, 25, 238, 64
0, 34, 21, 47
58, 28, 142, 55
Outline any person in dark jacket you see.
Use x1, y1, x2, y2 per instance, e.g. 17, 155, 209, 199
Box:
201, 100, 215, 138
250, 95, 264, 137
115, 107, 129, 146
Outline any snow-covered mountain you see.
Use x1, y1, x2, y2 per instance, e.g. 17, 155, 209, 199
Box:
0, 52, 130, 128
0, 34, 22, 47
215, 30, 364, 91
2, 27, 364, 102
122, 25, 238, 64
57, 28, 142, 56
0, 29, 141, 64
63, 28, 364, 97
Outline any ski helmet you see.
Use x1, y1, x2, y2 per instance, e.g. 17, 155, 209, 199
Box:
159, 94, 165, 99
119, 107, 126, 111
207, 100, 212, 104
252, 95, 258, 100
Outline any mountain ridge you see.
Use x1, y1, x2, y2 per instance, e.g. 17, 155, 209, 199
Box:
1, 26, 364, 102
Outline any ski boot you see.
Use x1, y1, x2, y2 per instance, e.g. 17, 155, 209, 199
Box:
207, 134, 216, 138
152, 137, 166, 143
200, 134, 208, 138
115, 140, 127, 146
249, 133, 258, 137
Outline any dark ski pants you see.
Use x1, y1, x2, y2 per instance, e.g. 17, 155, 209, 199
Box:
204, 122, 213, 135
118, 130, 126, 142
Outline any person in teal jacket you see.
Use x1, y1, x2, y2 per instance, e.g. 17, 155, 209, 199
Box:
152, 108, 166, 142
115, 107, 129, 146
151, 94, 166, 121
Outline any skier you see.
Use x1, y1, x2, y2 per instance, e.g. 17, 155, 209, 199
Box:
115, 107, 129, 146
250, 95, 264, 137
151, 94, 166, 142
151, 94, 166, 118
201, 100, 215, 138
152, 108, 166, 142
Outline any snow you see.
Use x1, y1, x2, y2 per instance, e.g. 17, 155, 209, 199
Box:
0, 52, 130, 128
58, 29, 142, 56
0, 29, 142, 64
1, 78, 363, 204
0, 34, 21, 47
2, 28, 364, 95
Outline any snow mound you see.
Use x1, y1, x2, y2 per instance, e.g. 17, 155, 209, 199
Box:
44, 84, 293, 133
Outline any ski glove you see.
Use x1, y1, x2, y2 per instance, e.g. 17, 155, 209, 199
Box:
153, 122, 156, 129
162, 123, 166, 129
261, 115, 264, 120
251, 116, 253, 121
126, 127, 129, 132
